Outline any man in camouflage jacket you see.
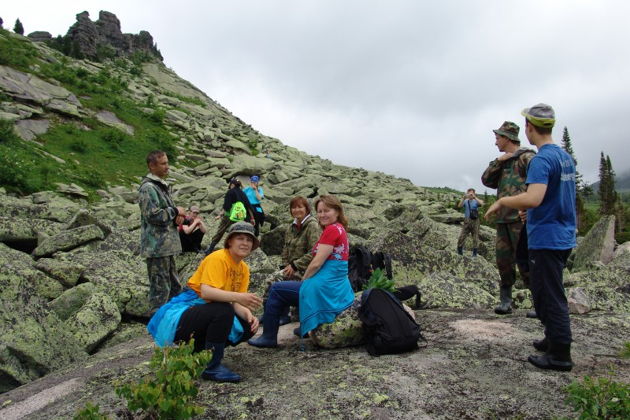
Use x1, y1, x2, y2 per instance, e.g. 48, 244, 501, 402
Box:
482, 121, 535, 315
138, 150, 186, 311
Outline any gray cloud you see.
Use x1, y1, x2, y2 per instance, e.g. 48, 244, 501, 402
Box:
5, 1, 630, 192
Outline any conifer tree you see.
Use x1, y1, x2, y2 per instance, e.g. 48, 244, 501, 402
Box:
13, 18, 24, 35
560, 127, 590, 230
598, 152, 617, 215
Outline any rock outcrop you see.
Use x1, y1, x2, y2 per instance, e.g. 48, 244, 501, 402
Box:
63, 11, 162, 61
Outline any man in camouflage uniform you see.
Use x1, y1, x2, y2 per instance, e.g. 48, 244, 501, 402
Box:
482, 121, 536, 315
138, 150, 186, 311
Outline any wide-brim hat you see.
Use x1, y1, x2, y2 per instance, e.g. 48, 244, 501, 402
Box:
492, 121, 520, 143
224, 221, 260, 250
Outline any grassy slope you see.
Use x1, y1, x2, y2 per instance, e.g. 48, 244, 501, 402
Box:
0, 29, 179, 199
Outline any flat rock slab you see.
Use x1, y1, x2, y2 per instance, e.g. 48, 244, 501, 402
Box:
1, 310, 628, 419
33, 224, 104, 258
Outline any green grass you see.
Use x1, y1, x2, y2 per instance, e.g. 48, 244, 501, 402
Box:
0, 26, 188, 199
0, 29, 40, 71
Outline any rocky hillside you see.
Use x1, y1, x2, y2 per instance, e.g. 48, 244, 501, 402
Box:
0, 13, 629, 418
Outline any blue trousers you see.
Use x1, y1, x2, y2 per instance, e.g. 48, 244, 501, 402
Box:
265, 281, 302, 317
529, 249, 572, 344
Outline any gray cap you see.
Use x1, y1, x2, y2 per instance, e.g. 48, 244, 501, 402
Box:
224, 221, 260, 250
521, 103, 555, 128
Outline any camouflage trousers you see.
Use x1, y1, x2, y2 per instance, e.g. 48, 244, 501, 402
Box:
496, 222, 529, 288
457, 218, 480, 249
146, 256, 182, 309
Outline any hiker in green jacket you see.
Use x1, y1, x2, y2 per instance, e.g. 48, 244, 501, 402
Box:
138, 150, 186, 311
204, 178, 255, 254
482, 121, 536, 316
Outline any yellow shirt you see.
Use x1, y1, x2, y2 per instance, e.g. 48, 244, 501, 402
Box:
187, 249, 250, 295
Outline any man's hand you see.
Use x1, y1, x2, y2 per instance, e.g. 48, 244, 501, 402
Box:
497, 152, 514, 161
518, 209, 527, 223
485, 199, 502, 220
235, 292, 263, 311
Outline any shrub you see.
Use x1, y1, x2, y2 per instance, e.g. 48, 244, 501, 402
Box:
564, 374, 630, 419
73, 403, 110, 420
621, 342, 630, 359
0, 119, 15, 143
116, 340, 211, 420
69, 139, 88, 153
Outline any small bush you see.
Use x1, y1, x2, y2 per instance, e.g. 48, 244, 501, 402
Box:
0, 119, 15, 143
364, 268, 396, 292
565, 374, 630, 419
116, 340, 211, 420
73, 403, 110, 420
69, 139, 88, 153
621, 342, 630, 359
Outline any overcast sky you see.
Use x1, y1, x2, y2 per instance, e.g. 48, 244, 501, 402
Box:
3, 1, 630, 193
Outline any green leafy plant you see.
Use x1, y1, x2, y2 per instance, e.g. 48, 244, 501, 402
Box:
564, 374, 630, 419
73, 403, 110, 420
116, 340, 212, 420
364, 268, 396, 292
621, 342, 630, 359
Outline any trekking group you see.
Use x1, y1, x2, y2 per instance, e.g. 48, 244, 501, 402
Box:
139, 102, 577, 382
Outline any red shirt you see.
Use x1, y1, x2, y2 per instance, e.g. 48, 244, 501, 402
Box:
312, 223, 349, 261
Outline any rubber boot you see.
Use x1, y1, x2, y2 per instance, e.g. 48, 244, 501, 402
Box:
472, 248, 478, 257
203, 241, 218, 256
494, 285, 513, 315
201, 342, 241, 382
526, 309, 538, 319
457, 246, 463, 255
528, 341, 573, 372
248, 312, 279, 348
533, 337, 548, 352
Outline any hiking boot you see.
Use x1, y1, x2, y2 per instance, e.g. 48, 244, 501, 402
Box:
528, 342, 573, 372
293, 327, 308, 338
494, 285, 513, 315
526, 310, 538, 319
201, 342, 241, 382
533, 337, 548, 352
472, 248, 478, 257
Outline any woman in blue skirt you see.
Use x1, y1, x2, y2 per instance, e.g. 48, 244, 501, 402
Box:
248, 195, 355, 347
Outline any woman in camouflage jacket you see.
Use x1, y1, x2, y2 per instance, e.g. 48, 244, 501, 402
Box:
280, 196, 322, 280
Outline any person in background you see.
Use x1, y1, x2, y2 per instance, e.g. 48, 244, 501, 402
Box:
248, 195, 355, 348
148, 222, 263, 382
456, 188, 484, 257
243, 175, 265, 236
138, 150, 185, 312
178, 205, 207, 252
482, 121, 536, 315
204, 178, 255, 254
485, 103, 576, 372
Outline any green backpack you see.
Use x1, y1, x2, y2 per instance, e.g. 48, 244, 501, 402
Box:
229, 201, 247, 222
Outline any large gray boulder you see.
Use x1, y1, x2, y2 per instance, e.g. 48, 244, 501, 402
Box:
572, 215, 616, 271
65, 292, 122, 353
32, 224, 105, 258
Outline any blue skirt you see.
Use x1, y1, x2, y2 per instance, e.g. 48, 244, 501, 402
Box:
147, 289, 243, 347
299, 260, 355, 336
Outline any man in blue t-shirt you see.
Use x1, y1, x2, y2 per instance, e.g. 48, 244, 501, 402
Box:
456, 188, 484, 256
485, 103, 576, 372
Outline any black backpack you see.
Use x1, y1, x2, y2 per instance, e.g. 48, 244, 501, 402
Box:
358, 288, 425, 356
348, 245, 374, 292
